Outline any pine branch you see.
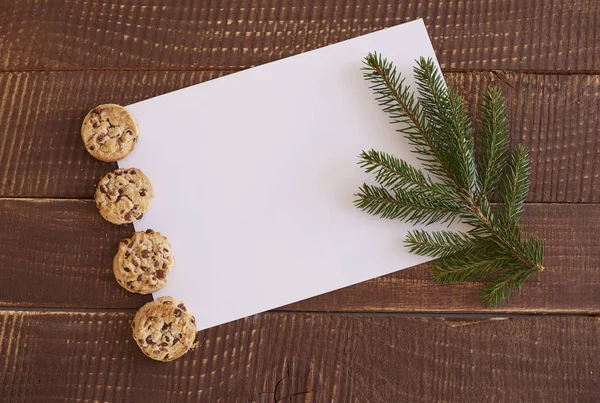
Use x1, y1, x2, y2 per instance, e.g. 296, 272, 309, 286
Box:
499, 144, 530, 224
355, 184, 461, 225
358, 149, 458, 199
413, 58, 477, 195
479, 268, 535, 307
431, 253, 506, 284
358, 54, 546, 307
362, 53, 463, 191
476, 86, 509, 202
405, 229, 480, 257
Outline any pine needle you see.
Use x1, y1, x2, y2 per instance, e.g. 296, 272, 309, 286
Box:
357, 54, 545, 307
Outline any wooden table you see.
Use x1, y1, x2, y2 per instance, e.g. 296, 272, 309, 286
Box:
1, 1, 598, 401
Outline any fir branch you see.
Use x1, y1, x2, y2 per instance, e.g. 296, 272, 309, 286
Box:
476, 86, 509, 202
479, 268, 535, 307
499, 144, 530, 224
355, 184, 461, 225
405, 229, 480, 257
357, 54, 546, 307
362, 53, 463, 191
359, 149, 433, 190
431, 253, 505, 284
413, 58, 477, 195
358, 149, 458, 200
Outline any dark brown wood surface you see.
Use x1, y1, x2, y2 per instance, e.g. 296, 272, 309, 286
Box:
0, 71, 597, 200
2, 200, 599, 313
1, 1, 598, 402
1, 311, 599, 402
1, 0, 598, 71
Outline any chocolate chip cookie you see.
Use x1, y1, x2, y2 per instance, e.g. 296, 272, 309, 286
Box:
95, 167, 153, 225
113, 229, 174, 294
81, 104, 139, 162
132, 297, 197, 362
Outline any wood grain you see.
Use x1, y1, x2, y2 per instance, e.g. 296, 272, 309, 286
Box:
1, 199, 598, 313
0, 70, 598, 201
0, 310, 598, 402
0, 0, 598, 72
0, 1, 597, 400
0, 70, 224, 198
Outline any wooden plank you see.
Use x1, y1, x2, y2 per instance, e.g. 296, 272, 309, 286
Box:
0, 70, 598, 201
283, 202, 600, 313
0, 0, 598, 72
1, 199, 598, 313
0, 310, 598, 402
0, 199, 150, 309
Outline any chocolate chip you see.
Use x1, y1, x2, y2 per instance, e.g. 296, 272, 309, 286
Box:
172, 338, 180, 345
124, 211, 133, 221
145, 335, 155, 345
91, 108, 99, 115
154, 261, 159, 267
136, 274, 142, 281
177, 303, 187, 312
125, 251, 130, 258
130, 170, 136, 175
165, 336, 170, 342
173, 309, 182, 317
89, 145, 95, 150
190, 317, 195, 324
125, 130, 133, 136
115, 170, 123, 176
162, 323, 171, 331
162, 263, 167, 269
156, 270, 165, 279
164, 249, 169, 253
162, 299, 172, 305
96, 134, 105, 143
138, 338, 143, 344
126, 281, 133, 289
164, 354, 169, 360
137, 213, 144, 220
146, 229, 154, 234
141, 250, 150, 258
129, 180, 135, 184
159, 342, 168, 347
93, 121, 100, 128
99, 185, 107, 193
141, 266, 150, 272
139, 189, 146, 197
133, 260, 139, 267
123, 267, 130, 272
107, 174, 112, 179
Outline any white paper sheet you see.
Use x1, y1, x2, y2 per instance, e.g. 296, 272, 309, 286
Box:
121, 19, 462, 331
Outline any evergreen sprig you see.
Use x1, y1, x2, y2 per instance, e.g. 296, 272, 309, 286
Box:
356, 53, 545, 307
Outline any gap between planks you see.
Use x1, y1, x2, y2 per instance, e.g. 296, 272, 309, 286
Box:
1, 307, 597, 319
0, 68, 599, 75
2, 197, 598, 206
